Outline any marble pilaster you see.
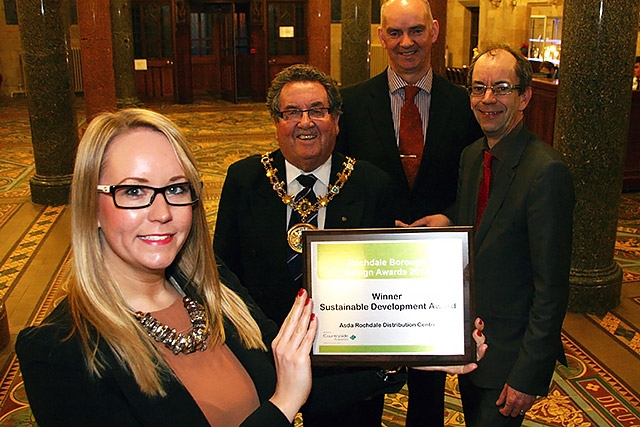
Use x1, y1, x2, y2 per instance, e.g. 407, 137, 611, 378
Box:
111, 0, 139, 108
340, 0, 371, 87
307, 0, 331, 75
77, 0, 117, 119
553, 0, 639, 313
16, 0, 79, 205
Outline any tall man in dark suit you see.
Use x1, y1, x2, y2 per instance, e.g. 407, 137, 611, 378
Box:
335, 0, 483, 424
214, 64, 402, 427
336, 0, 482, 228
455, 45, 573, 426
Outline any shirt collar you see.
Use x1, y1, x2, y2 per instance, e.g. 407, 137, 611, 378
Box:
387, 67, 433, 95
285, 156, 332, 194
484, 120, 525, 162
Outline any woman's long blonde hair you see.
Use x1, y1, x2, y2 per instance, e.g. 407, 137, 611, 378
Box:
69, 108, 266, 396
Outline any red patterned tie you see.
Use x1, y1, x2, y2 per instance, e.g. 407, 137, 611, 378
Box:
476, 150, 493, 227
399, 85, 423, 188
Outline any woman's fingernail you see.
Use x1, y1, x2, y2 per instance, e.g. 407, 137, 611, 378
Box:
298, 288, 305, 297
310, 313, 316, 321
476, 329, 483, 337
305, 297, 311, 306
478, 318, 483, 326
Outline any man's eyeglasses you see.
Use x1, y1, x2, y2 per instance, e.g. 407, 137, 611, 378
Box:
97, 182, 199, 209
276, 107, 331, 121
468, 83, 523, 97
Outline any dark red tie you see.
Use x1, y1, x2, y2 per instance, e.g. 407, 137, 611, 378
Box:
476, 150, 493, 226
399, 85, 423, 188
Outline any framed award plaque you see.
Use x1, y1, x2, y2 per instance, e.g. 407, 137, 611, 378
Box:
303, 227, 476, 367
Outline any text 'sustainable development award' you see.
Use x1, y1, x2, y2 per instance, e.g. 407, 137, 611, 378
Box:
303, 227, 475, 366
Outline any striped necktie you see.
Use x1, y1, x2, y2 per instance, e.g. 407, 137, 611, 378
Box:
288, 174, 318, 229
286, 174, 318, 284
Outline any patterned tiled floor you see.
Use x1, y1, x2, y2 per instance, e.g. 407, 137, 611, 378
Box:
0, 96, 638, 426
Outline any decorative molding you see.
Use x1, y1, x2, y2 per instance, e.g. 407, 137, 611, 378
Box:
251, 0, 263, 26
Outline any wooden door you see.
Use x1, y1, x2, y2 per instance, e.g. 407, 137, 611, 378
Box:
138, 58, 174, 100
132, 2, 175, 102
220, 5, 238, 103
191, 4, 226, 98
190, 3, 251, 102
266, 1, 307, 84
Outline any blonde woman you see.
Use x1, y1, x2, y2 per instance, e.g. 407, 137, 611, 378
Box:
16, 108, 317, 426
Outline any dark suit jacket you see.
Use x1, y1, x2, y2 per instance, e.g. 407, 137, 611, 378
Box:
213, 150, 395, 325
336, 70, 483, 223
15, 263, 289, 427
455, 124, 574, 396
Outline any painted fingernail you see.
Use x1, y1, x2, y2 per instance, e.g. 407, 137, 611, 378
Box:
311, 313, 316, 321
478, 318, 483, 325
476, 329, 483, 337
305, 297, 311, 306
298, 288, 305, 297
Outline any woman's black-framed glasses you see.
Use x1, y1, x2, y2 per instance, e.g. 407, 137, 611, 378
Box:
97, 182, 199, 209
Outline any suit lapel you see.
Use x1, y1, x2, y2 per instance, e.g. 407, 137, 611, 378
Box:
423, 75, 452, 157
416, 75, 456, 190
108, 346, 208, 424
324, 153, 365, 228
365, 72, 406, 183
254, 151, 294, 264
475, 127, 531, 247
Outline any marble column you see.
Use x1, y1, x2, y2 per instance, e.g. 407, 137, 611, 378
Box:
553, 0, 639, 313
77, 0, 117, 119
307, 0, 331, 75
111, 0, 139, 108
340, 0, 371, 87
16, 0, 79, 205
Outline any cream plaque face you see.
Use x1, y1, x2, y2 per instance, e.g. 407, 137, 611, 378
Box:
304, 227, 475, 367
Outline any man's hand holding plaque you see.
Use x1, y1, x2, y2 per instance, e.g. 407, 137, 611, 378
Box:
413, 317, 487, 374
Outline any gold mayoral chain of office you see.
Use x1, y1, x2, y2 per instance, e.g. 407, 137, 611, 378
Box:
261, 153, 356, 253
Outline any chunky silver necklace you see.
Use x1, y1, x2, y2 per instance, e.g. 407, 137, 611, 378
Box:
134, 279, 209, 355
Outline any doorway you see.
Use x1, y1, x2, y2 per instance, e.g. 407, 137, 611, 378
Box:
266, 0, 307, 84
132, 0, 251, 102
132, 2, 175, 102
190, 2, 251, 102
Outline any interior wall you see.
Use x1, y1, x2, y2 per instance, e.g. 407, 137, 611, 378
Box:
447, 0, 473, 67
1, 1, 639, 98
445, 0, 612, 69
478, 2, 529, 51
330, 23, 342, 84
0, 3, 23, 97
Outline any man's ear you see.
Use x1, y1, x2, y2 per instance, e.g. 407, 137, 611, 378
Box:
377, 26, 387, 49
519, 86, 533, 111
431, 20, 440, 44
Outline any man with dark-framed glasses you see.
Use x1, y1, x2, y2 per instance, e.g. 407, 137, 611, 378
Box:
454, 45, 574, 427
213, 63, 404, 427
